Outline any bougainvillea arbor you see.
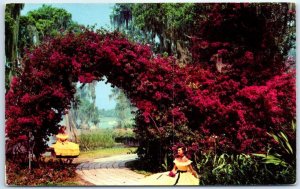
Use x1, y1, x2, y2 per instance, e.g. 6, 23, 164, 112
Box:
5, 30, 189, 160
6, 4, 295, 169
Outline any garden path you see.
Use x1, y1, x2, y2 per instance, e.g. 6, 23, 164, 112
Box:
76, 154, 146, 185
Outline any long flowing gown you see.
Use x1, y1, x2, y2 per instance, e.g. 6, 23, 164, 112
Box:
51, 133, 80, 157
140, 159, 199, 186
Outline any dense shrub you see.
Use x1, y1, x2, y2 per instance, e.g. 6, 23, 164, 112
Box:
113, 128, 138, 146
6, 160, 77, 186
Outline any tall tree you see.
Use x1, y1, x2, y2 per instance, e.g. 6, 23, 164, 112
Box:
71, 82, 100, 129
110, 4, 156, 50
5, 4, 83, 92
5, 4, 24, 92
18, 4, 82, 58
110, 3, 195, 63
110, 88, 135, 128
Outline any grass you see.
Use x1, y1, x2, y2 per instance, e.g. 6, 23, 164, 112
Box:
74, 147, 137, 163
79, 129, 115, 150
78, 128, 136, 151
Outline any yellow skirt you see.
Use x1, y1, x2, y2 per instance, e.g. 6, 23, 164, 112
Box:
140, 171, 199, 186
51, 141, 80, 157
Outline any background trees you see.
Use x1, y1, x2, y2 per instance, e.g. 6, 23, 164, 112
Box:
109, 88, 136, 129
110, 3, 195, 63
5, 4, 24, 91
5, 4, 83, 92
18, 5, 82, 57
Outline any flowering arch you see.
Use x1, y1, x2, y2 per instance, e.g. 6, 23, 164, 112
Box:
5, 29, 295, 165
5, 31, 190, 157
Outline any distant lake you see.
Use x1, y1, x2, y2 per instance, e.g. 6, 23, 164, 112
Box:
98, 116, 135, 129
99, 117, 118, 128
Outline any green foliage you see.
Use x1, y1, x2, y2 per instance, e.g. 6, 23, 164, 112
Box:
161, 154, 169, 171
212, 154, 259, 184
5, 4, 24, 92
132, 3, 195, 38
78, 128, 136, 151
18, 4, 83, 57
112, 129, 137, 147
110, 4, 132, 30
197, 152, 296, 185
72, 83, 101, 128
5, 4, 83, 92
112, 128, 135, 139
5, 4, 23, 59
199, 121, 296, 185
74, 98, 100, 127
111, 3, 195, 55
79, 129, 115, 151
253, 121, 296, 169
99, 109, 116, 117
109, 88, 136, 128
252, 153, 287, 167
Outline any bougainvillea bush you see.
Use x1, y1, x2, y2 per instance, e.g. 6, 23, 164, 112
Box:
6, 3, 295, 174
6, 160, 77, 186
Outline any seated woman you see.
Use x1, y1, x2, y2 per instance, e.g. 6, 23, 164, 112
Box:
51, 126, 80, 158
140, 145, 199, 186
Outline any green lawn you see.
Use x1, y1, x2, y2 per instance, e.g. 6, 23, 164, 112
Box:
75, 147, 137, 163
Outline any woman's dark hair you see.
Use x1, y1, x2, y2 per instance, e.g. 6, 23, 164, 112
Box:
172, 142, 199, 159
177, 145, 187, 153
172, 143, 188, 158
58, 126, 66, 134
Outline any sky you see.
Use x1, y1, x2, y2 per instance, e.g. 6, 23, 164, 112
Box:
21, 3, 117, 110
21, 3, 114, 30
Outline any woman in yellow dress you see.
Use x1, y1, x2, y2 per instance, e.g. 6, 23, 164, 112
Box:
51, 126, 80, 158
140, 145, 199, 186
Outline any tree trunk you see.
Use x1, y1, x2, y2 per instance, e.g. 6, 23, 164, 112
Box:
176, 40, 191, 65
65, 111, 79, 143
5, 4, 24, 92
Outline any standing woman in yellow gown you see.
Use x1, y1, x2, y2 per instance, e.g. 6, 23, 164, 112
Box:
140, 145, 199, 186
51, 126, 80, 160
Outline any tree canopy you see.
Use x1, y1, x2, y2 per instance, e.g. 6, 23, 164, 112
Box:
5, 4, 83, 92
